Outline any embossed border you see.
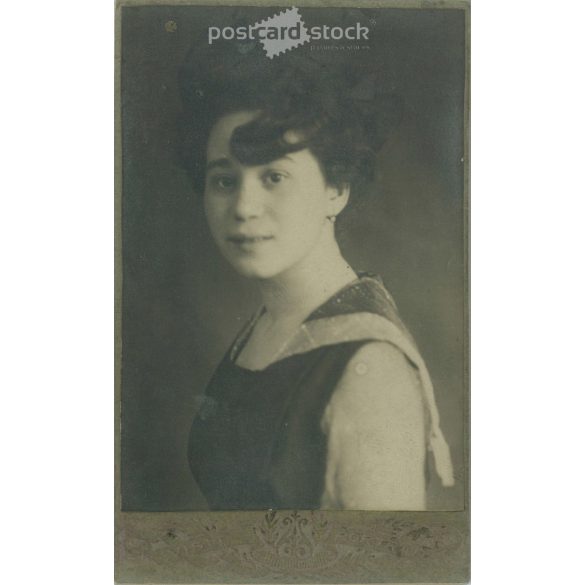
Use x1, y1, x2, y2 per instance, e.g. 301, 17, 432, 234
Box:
117, 510, 469, 583
114, 1, 470, 582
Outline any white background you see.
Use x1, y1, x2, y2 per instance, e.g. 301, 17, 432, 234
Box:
1, 0, 584, 583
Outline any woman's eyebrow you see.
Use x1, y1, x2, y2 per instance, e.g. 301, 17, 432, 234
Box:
265, 155, 296, 166
206, 154, 296, 173
206, 157, 233, 172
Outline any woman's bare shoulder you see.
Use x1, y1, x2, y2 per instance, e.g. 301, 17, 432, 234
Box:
320, 341, 427, 510
322, 341, 423, 427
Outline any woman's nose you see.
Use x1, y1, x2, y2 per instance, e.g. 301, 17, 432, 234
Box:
232, 178, 263, 221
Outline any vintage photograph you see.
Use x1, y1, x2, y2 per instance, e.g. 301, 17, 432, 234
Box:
116, 0, 469, 581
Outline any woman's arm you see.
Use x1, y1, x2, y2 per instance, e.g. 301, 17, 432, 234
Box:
320, 341, 427, 510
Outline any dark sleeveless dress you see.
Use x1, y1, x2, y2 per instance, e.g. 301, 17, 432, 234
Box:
188, 275, 453, 510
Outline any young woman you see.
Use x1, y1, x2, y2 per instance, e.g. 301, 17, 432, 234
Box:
179, 48, 454, 510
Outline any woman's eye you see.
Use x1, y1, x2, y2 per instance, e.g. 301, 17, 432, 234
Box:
209, 175, 237, 191
264, 171, 287, 185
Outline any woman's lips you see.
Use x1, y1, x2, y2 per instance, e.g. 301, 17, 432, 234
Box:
226, 234, 274, 251
227, 235, 273, 243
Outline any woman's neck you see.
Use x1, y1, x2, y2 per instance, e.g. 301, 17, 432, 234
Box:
257, 229, 357, 327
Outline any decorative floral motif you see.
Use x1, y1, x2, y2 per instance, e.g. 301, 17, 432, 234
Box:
117, 510, 468, 583
250, 510, 337, 571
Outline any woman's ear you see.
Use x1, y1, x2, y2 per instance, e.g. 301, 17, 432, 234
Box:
327, 183, 351, 217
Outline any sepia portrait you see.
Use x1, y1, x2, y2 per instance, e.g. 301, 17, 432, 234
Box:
116, 0, 469, 582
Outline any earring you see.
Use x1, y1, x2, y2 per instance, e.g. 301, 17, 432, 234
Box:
327, 215, 337, 224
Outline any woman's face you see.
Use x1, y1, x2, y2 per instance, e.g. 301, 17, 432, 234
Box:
204, 111, 344, 280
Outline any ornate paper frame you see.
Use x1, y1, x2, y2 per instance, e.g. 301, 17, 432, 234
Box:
115, 1, 470, 582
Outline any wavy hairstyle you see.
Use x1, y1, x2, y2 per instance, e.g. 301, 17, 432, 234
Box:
176, 41, 402, 207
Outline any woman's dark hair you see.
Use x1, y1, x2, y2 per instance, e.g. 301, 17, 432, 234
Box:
176, 41, 402, 204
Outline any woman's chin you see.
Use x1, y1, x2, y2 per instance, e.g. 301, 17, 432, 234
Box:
227, 258, 282, 281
